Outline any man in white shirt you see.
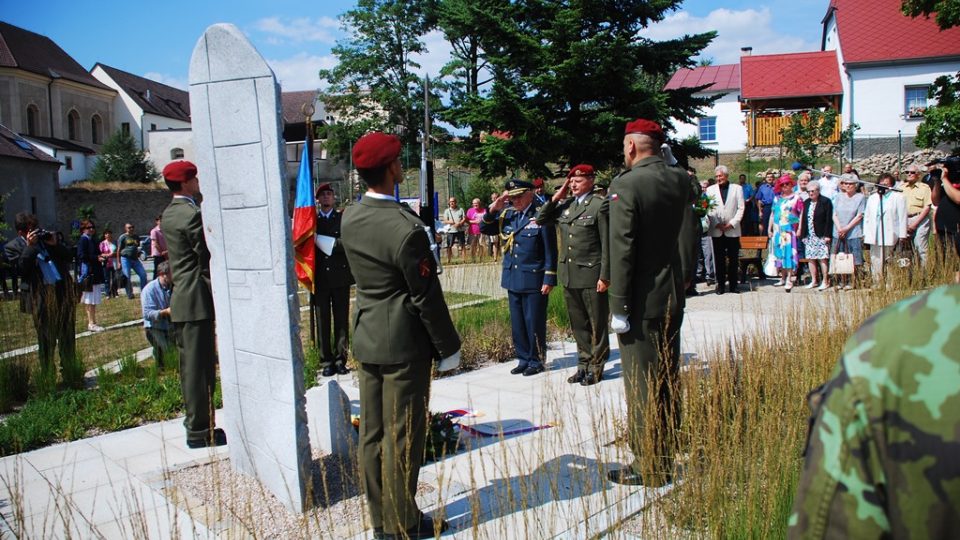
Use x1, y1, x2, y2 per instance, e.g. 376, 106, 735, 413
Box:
706, 165, 745, 294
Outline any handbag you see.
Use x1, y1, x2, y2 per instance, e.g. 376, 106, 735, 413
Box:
829, 239, 855, 275
763, 238, 779, 277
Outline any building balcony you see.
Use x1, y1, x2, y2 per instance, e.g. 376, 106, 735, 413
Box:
746, 114, 842, 147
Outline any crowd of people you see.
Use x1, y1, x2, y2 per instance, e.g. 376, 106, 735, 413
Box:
687, 160, 960, 294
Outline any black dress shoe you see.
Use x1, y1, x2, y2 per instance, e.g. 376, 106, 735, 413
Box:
567, 370, 585, 384
510, 365, 527, 375
606, 467, 672, 487
187, 428, 227, 449
383, 516, 448, 540
372, 527, 384, 540
728, 287, 740, 294
522, 364, 545, 376
580, 372, 599, 386
335, 363, 350, 375
715, 287, 725, 295
685, 287, 699, 297
321, 365, 336, 377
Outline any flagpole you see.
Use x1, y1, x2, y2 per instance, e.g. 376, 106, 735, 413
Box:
420, 76, 442, 274
302, 102, 317, 347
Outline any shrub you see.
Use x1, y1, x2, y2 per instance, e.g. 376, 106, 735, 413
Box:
0, 359, 31, 412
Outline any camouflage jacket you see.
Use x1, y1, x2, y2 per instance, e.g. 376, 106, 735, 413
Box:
788, 285, 960, 538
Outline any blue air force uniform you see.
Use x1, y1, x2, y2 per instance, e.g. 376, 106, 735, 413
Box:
479, 180, 558, 374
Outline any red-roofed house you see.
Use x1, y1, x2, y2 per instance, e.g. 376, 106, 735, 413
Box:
665, 64, 745, 153
823, 0, 960, 154
666, 0, 960, 158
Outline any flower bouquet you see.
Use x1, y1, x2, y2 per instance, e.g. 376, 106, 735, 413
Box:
692, 192, 716, 217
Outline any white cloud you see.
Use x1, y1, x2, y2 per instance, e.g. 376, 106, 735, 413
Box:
254, 16, 340, 44
411, 30, 453, 80
643, 8, 818, 65
268, 53, 339, 92
143, 72, 188, 91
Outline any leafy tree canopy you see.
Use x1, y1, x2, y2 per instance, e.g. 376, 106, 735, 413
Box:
901, 0, 960, 30
89, 132, 158, 183
915, 72, 960, 153
780, 109, 858, 165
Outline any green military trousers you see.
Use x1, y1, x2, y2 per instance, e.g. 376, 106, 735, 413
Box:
176, 319, 217, 441
616, 313, 683, 484
563, 286, 610, 377
358, 359, 431, 535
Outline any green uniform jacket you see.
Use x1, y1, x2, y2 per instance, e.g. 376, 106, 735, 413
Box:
788, 284, 960, 539
607, 155, 689, 319
161, 197, 214, 323
678, 176, 703, 282
340, 195, 461, 365
536, 194, 609, 289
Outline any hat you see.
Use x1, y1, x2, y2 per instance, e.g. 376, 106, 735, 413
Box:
775, 174, 796, 192
315, 182, 334, 196
504, 179, 534, 196
162, 160, 197, 183
352, 132, 401, 169
568, 164, 595, 178
624, 119, 664, 139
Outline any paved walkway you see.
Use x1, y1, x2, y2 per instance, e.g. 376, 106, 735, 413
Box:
0, 268, 839, 539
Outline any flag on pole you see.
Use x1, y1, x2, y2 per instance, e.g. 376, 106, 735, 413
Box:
292, 143, 316, 292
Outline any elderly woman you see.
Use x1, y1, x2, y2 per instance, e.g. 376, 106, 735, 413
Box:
768, 174, 804, 292
799, 180, 834, 291
76, 219, 105, 332
797, 171, 813, 201
831, 174, 866, 289
863, 173, 908, 282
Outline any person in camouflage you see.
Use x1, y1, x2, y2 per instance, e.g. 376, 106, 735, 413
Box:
788, 284, 960, 538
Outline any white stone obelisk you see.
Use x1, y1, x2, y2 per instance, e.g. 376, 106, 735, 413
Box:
188, 23, 312, 512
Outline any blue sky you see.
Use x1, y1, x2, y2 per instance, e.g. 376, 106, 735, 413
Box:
1, 0, 829, 91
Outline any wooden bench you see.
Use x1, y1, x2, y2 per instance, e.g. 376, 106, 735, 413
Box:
739, 236, 769, 279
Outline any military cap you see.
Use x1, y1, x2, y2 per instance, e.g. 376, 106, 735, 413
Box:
315, 182, 334, 196
624, 119, 664, 139
162, 160, 198, 183
568, 164, 595, 178
505, 179, 534, 196
352, 132, 401, 169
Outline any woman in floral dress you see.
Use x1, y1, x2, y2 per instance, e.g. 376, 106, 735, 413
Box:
768, 175, 803, 292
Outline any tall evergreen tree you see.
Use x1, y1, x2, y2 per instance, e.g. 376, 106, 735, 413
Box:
89, 132, 158, 183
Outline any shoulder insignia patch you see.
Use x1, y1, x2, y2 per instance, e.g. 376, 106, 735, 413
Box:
418, 256, 432, 278
610, 193, 619, 201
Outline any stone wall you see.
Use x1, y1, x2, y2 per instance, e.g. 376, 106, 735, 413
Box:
55, 188, 170, 236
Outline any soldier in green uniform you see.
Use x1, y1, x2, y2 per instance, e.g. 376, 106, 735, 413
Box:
536, 164, 610, 386
605, 119, 690, 487
160, 160, 226, 449
340, 132, 461, 540
789, 284, 960, 538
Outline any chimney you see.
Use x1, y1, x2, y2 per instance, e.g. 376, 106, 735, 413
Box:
145, 89, 152, 101
741, 47, 753, 56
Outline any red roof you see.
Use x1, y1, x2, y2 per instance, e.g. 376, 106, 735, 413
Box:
826, 0, 960, 65
740, 51, 842, 100
664, 64, 740, 92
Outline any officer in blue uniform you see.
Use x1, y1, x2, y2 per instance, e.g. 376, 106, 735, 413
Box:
480, 179, 558, 376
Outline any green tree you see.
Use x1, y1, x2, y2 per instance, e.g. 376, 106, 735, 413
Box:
433, 0, 718, 177
901, 0, 960, 29
780, 109, 857, 165
319, 0, 439, 159
89, 132, 158, 183
915, 72, 960, 153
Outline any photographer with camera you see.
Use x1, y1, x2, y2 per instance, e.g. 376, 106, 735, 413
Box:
3, 212, 77, 377
930, 157, 960, 283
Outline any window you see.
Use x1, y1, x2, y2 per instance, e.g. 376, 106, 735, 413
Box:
65, 156, 73, 170
121, 122, 130, 137
170, 148, 184, 159
150, 123, 157, 131
26, 104, 39, 136
67, 109, 80, 141
91, 114, 103, 144
698, 116, 717, 141
905, 86, 929, 118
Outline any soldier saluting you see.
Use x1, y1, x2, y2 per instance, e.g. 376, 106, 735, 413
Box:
480, 179, 558, 376
339, 132, 461, 540
536, 164, 610, 386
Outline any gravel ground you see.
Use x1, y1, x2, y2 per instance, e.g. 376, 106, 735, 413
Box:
167, 453, 438, 539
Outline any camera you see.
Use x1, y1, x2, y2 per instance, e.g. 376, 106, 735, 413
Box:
34, 228, 53, 240
925, 156, 960, 185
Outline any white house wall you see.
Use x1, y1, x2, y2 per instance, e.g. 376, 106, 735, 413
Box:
672, 92, 746, 154
146, 129, 194, 172
845, 61, 960, 137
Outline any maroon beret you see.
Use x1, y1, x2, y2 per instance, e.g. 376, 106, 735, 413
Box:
624, 119, 664, 138
568, 164, 595, 178
315, 182, 333, 197
532, 178, 545, 188
162, 160, 197, 183
352, 132, 401, 169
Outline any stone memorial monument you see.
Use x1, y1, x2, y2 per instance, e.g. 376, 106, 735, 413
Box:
188, 24, 312, 512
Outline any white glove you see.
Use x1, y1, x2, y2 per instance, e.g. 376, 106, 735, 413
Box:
611, 314, 631, 334
437, 351, 461, 372
314, 234, 336, 256
660, 143, 678, 166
